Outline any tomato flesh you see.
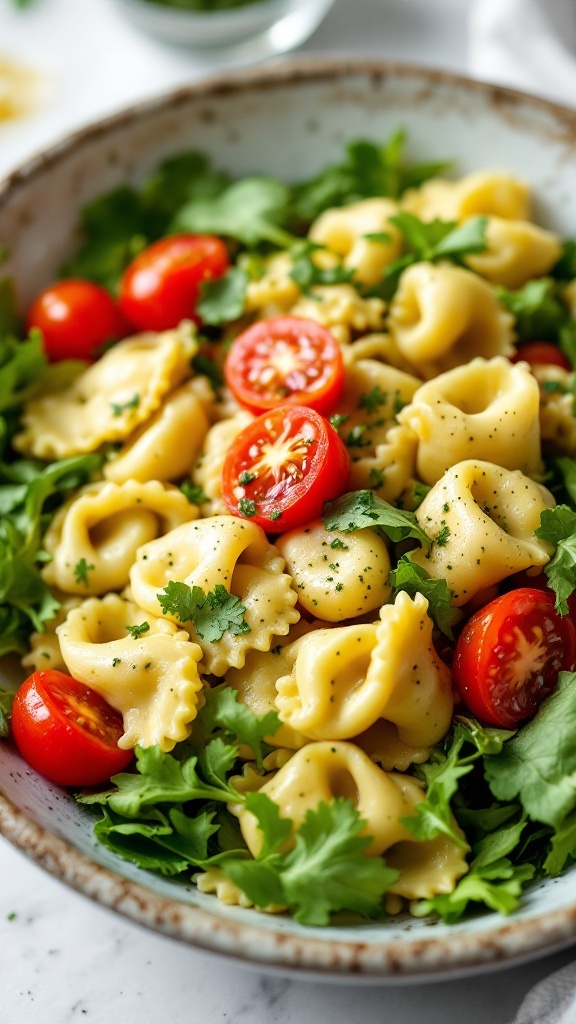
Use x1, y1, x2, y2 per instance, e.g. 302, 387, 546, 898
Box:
11, 670, 132, 787
512, 341, 570, 371
221, 405, 351, 532
27, 279, 128, 362
452, 588, 576, 728
224, 316, 345, 416
119, 234, 229, 332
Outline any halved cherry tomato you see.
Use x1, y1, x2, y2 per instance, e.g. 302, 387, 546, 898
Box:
221, 404, 351, 532
452, 588, 576, 728
11, 670, 132, 787
27, 279, 128, 362
503, 569, 576, 620
119, 234, 229, 332
224, 316, 345, 416
512, 341, 570, 371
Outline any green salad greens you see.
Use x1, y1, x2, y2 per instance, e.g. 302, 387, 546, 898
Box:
4, 129, 576, 928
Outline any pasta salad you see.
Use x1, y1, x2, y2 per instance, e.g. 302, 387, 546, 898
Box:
3, 133, 576, 926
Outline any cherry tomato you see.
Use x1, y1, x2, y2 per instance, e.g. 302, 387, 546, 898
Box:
512, 341, 570, 371
224, 316, 345, 416
27, 279, 128, 362
221, 404, 351, 532
119, 234, 229, 332
452, 588, 576, 728
11, 670, 132, 787
504, 570, 576, 620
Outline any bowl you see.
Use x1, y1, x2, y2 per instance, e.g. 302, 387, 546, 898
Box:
2, 59, 576, 981
113, 0, 336, 63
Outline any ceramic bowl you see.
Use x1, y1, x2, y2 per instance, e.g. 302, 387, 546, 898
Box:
2, 60, 576, 982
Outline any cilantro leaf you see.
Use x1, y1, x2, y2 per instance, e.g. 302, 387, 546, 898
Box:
535, 504, 576, 614
414, 856, 534, 924
197, 685, 280, 767
125, 621, 150, 640
389, 556, 460, 638
157, 581, 250, 642
92, 805, 220, 876
0, 689, 14, 738
485, 671, 576, 828
172, 177, 295, 248
221, 796, 398, 925
322, 489, 430, 547
197, 268, 248, 326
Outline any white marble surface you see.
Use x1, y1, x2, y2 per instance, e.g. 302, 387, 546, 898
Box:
1, 0, 576, 1021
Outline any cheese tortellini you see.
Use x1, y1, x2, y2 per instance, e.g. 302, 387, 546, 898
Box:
401, 170, 531, 223
409, 461, 554, 604
309, 198, 403, 286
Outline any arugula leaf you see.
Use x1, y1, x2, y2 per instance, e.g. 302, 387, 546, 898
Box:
197, 268, 248, 325
535, 504, 576, 614
401, 731, 473, 848
221, 795, 398, 925
197, 685, 280, 767
389, 556, 460, 638
414, 852, 534, 924
92, 805, 220, 876
0, 689, 14, 738
172, 177, 295, 248
0, 329, 47, 413
157, 581, 250, 642
322, 489, 430, 547
544, 810, 576, 876
485, 671, 576, 828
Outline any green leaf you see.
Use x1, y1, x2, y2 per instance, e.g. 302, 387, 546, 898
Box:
0, 277, 20, 338
197, 685, 280, 767
221, 797, 398, 925
157, 580, 250, 642
104, 745, 234, 818
0, 330, 47, 413
288, 242, 355, 293
172, 177, 295, 248
389, 556, 460, 638
453, 716, 516, 756
544, 810, 576, 876
495, 279, 572, 348
414, 859, 534, 924
554, 457, 576, 506
0, 689, 14, 738
401, 732, 472, 848
552, 239, 576, 281
243, 790, 293, 859
196, 268, 248, 325
485, 671, 576, 828
535, 504, 576, 614
322, 489, 430, 547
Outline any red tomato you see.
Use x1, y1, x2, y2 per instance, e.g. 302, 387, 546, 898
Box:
11, 670, 132, 787
224, 317, 345, 416
221, 404, 351, 532
119, 234, 229, 332
504, 569, 576, 620
27, 279, 128, 362
512, 341, 570, 371
452, 588, 576, 728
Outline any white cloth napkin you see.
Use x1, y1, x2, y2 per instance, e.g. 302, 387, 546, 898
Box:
507, 960, 576, 1023
469, 0, 576, 104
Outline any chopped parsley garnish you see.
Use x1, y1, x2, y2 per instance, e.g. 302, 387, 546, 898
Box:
238, 497, 257, 517
269, 510, 282, 522
125, 621, 150, 640
74, 558, 95, 586
239, 470, 256, 485
180, 482, 207, 505
435, 525, 451, 547
323, 489, 430, 547
329, 413, 350, 431
358, 386, 387, 414
110, 393, 140, 417
157, 581, 250, 642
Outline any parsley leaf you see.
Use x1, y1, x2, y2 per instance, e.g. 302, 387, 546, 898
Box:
289, 242, 354, 293
74, 558, 95, 587
402, 730, 473, 848
197, 685, 279, 768
125, 621, 150, 640
110, 393, 140, 417
535, 504, 576, 614
172, 177, 295, 248
196, 267, 248, 326
495, 278, 576, 367
221, 795, 398, 925
157, 580, 250, 642
485, 672, 576, 828
322, 489, 430, 547
180, 481, 207, 505
389, 556, 460, 638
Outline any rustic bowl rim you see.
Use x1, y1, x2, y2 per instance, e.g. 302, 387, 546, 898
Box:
2, 56, 576, 980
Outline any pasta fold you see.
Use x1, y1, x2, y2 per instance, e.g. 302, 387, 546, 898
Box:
402, 171, 530, 223
309, 198, 402, 286
410, 460, 555, 605
465, 217, 561, 288
57, 594, 204, 751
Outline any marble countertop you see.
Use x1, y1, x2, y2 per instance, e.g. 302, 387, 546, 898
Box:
1, 0, 576, 1020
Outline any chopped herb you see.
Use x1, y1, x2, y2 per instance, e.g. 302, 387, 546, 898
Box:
74, 558, 95, 587
435, 525, 451, 547
157, 581, 250, 642
239, 471, 256, 485
110, 393, 140, 417
238, 497, 257, 518
358, 386, 387, 414
180, 481, 207, 505
125, 622, 150, 640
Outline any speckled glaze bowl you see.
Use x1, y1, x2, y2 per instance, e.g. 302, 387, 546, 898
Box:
2, 60, 576, 982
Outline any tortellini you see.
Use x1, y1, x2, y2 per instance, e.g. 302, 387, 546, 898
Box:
464, 217, 561, 288
15, 323, 197, 459
276, 592, 452, 749
398, 357, 543, 483
309, 198, 402, 286
402, 171, 530, 223
130, 516, 300, 675
409, 460, 555, 605
244, 252, 301, 314
275, 519, 391, 621
42, 480, 199, 595
534, 364, 576, 457
103, 382, 211, 484
235, 742, 468, 898
57, 594, 204, 752
388, 263, 515, 378
288, 284, 386, 346
331, 355, 421, 499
